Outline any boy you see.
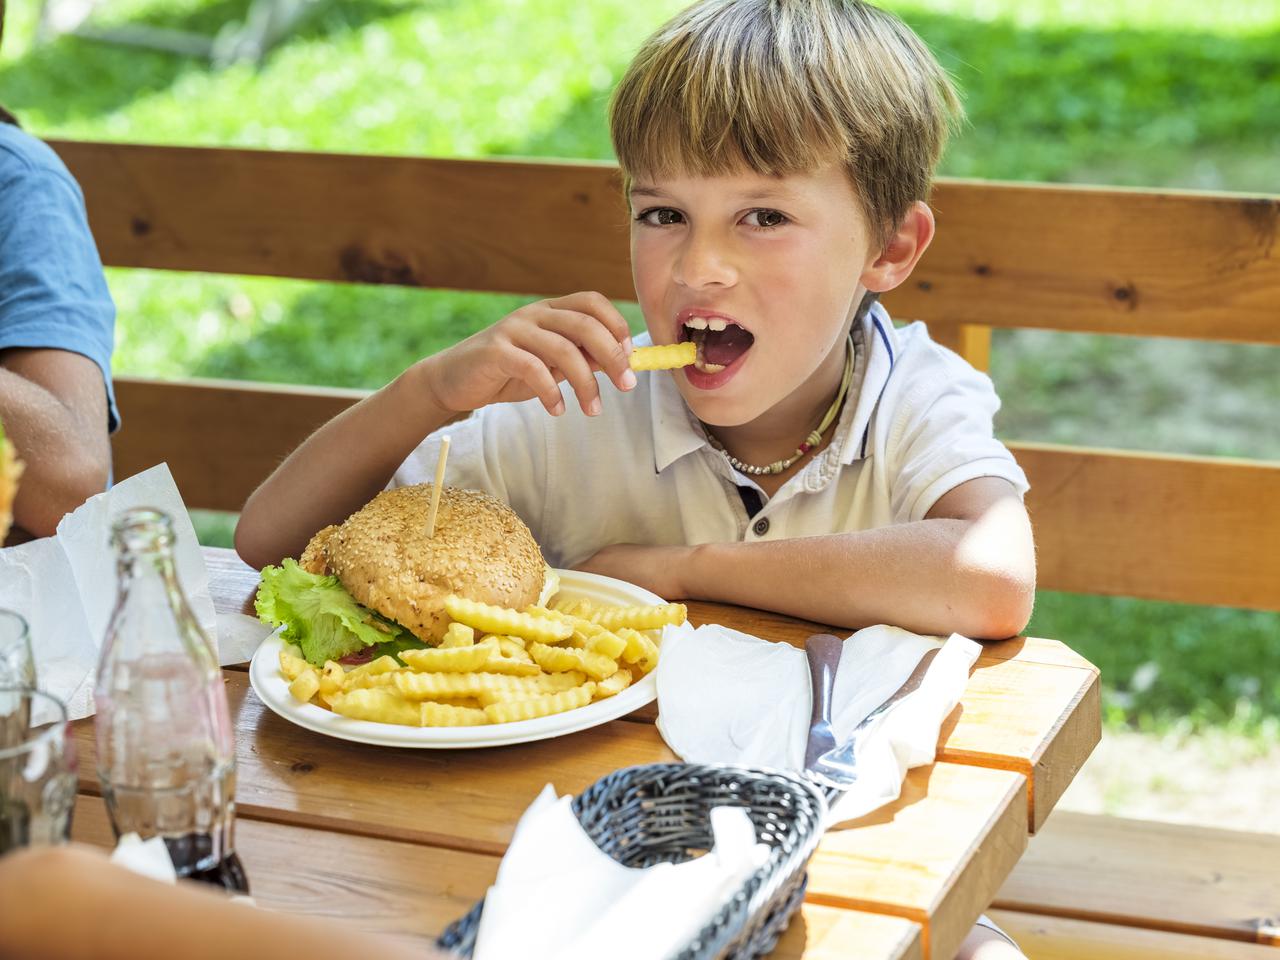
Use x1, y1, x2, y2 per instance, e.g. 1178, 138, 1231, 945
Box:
238, 2, 1033, 953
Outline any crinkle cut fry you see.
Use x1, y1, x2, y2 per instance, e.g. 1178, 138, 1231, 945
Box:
593, 603, 687, 632
445, 596, 573, 644
483, 683, 596, 723
629, 342, 696, 371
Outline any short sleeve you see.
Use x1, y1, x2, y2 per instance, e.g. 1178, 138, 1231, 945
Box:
391, 399, 549, 542
885, 344, 1029, 524
0, 149, 119, 431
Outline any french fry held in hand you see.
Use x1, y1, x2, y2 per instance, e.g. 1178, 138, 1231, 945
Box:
630, 342, 696, 371
280, 587, 684, 727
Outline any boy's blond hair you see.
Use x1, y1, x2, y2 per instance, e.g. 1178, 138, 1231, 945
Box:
609, 0, 962, 248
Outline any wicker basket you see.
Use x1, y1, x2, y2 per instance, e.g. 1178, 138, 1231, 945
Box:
437, 763, 827, 960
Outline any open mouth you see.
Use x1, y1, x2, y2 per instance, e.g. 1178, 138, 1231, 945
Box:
677, 315, 756, 373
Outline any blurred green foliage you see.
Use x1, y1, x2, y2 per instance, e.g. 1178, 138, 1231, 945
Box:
2, 0, 1277, 738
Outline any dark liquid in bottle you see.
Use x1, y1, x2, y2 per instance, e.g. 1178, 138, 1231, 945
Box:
164, 832, 250, 894
0, 799, 29, 855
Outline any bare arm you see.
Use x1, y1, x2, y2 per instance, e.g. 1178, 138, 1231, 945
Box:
235, 292, 636, 569
579, 477, 1036, 639
0, 846, 437, 960
0, 348, 110, 541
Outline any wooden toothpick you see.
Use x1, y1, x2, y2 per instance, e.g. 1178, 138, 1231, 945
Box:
425, 436, 451, 538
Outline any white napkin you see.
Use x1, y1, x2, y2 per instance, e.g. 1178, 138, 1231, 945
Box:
473, 784, 769, 960
656, 624, 980, 825
0, 463, 251, 722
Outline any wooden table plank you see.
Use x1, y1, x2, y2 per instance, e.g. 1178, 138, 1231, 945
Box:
811, 764, 1027, 960
205, 546, 1099, 833
73, 670, 1024, 960
73, 795, 923, 960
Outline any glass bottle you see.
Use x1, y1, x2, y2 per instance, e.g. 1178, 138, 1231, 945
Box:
94, 508, 248, 892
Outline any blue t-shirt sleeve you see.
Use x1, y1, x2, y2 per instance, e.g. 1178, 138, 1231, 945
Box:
0, 143, 119, 432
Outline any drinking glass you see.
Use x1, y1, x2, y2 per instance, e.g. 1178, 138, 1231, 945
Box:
0, 687, 77, 854
0, 610, 34, 689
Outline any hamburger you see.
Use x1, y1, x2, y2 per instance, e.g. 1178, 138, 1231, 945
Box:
0, 418, 21, 543
255, 483, 556, 667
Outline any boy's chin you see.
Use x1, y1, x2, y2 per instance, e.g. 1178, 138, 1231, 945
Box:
676, 381, 764, 428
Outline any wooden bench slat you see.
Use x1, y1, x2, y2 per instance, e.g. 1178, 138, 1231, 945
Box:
1014, 441, 1280, 610
115, 379, 1280, 612
73, 795, 924, 960
992, 811, 1280, 946
53, 141, 1280, 343
985, 910, 1280, 959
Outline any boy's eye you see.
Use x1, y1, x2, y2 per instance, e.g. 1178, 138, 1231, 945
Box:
635, 207, 684, 226
744, 208, 788, 228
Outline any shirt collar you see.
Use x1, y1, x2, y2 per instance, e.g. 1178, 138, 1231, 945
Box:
838, 300, 898, 464
647, 303, 899, 475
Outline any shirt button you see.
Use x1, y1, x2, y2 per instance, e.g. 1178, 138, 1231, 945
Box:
753, 518, 770, 537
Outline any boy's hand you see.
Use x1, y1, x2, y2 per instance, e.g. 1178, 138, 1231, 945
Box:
574, 543, 691, 600
419, 292, 636, 418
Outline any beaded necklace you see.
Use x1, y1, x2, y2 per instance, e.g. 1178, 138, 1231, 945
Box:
707, 336, 855, 476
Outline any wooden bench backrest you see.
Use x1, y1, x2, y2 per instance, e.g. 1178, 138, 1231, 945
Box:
52, 141, 1280, 611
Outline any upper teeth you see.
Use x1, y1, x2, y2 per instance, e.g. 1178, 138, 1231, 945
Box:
683, 317, 730, 331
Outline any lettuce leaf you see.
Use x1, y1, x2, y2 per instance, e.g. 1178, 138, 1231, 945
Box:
255, 559, 405, 666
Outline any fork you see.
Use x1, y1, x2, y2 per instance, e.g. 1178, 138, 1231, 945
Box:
807, 646, 940, 791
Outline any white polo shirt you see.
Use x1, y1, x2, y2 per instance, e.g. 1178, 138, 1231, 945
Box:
391, 303, 1029, 568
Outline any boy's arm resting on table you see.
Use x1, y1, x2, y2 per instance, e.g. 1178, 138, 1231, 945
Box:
0, 348, 110, 540
578, 476, 1036, 640
0, 845, 435, 960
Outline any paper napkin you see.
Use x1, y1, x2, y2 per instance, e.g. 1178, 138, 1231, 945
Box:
472, 784, 769, 960
0, 463, 270, 722
656, 624, 980, 825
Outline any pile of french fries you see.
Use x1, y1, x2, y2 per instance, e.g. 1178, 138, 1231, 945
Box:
278, 593, 686, 728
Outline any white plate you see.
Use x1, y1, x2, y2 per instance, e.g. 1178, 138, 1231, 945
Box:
248, 569, 665, 749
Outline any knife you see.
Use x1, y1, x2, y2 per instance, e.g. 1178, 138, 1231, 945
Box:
803, 633, 845, 771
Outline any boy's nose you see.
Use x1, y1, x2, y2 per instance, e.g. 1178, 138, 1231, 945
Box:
673, 231, 737, 289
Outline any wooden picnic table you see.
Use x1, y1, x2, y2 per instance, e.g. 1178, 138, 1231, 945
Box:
68, 546, 1100, 960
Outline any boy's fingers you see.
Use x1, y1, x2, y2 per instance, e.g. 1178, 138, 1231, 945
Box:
502, 345, 564, 416
546, 292, 632, 349
521, 328, 602, 417
541, 309, 635, 392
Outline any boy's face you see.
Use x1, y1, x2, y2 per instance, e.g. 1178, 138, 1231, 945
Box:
629, 162, 880, 428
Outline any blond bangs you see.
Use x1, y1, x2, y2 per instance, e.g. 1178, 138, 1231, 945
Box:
609, 0, 962, 245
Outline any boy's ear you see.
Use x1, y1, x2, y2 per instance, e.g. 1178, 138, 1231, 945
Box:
859, 201, 935, 294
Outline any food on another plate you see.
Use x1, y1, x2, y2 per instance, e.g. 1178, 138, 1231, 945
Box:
275, 591, 687, 727
0, 418, 22, 542
255, 484, 554, 667
629, 341, 696, 371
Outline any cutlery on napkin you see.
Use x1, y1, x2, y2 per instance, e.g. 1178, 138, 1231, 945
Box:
471, 784, 768, 960
656, 623, 980, 825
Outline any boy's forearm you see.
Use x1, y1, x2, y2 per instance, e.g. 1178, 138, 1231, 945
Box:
235, 359, 455, 568
682, 519, 1034, 639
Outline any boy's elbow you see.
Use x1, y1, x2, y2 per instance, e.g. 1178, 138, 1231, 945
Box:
957, 566, 1035, 640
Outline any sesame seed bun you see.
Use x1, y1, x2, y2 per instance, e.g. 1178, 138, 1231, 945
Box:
304, 484, 546, 643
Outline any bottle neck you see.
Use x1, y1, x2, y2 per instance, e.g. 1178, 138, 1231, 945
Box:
110, 545, 217, 670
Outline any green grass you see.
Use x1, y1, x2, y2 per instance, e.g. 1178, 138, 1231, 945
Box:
3, 0, 1277, 739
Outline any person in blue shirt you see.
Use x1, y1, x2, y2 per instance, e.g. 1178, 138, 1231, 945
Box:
0, 12, 118, 542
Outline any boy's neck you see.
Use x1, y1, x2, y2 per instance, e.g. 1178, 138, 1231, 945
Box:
706, 335, 851, 471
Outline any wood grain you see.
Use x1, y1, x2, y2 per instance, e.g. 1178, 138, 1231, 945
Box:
992, 812, 1280, 945
73, 796, 922, 959
1014, 442, 1280, 611
808, 764, 1028, 960
54, 141, 1280, 343
986, 910, 1280, 960
71, 672, 1020, 960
